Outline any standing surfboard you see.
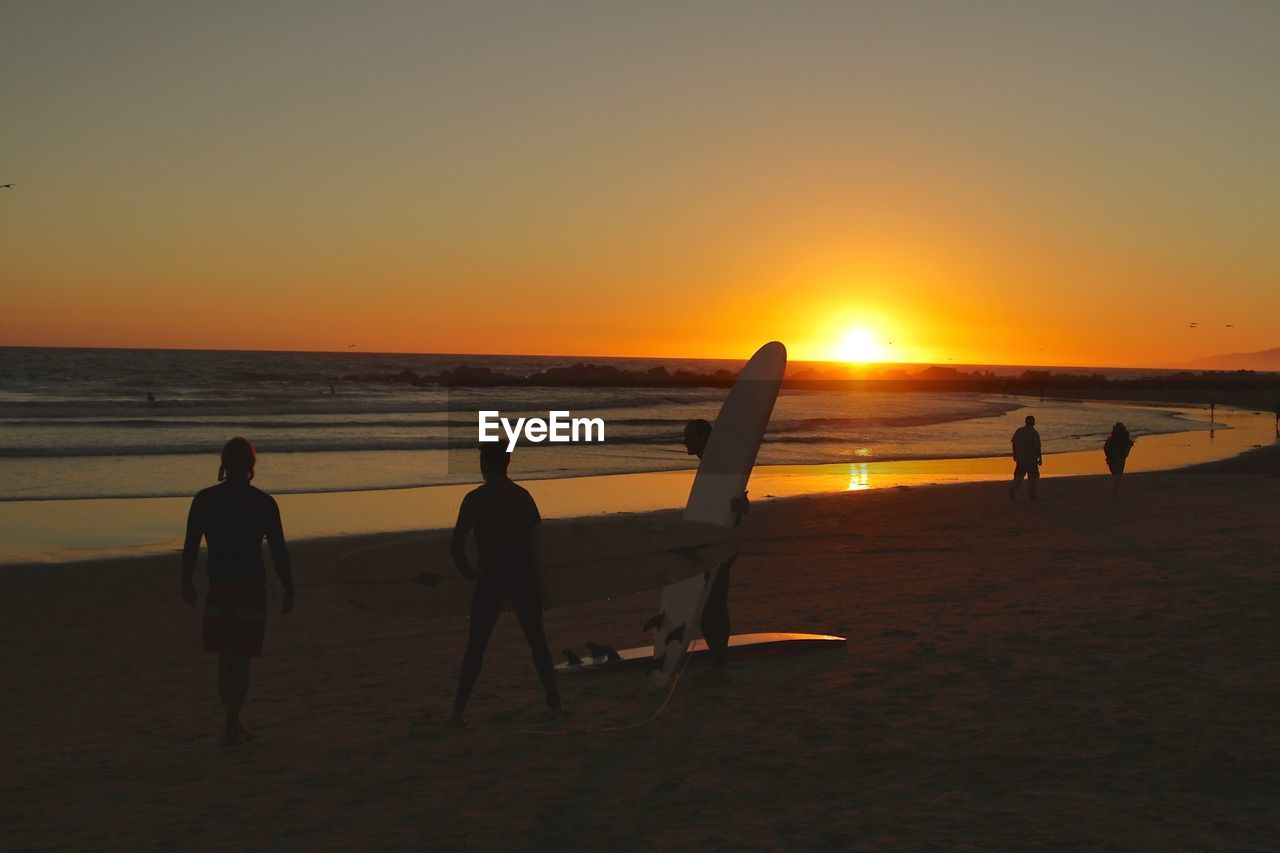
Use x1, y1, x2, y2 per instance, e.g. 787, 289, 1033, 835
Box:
649, 341, 786, 687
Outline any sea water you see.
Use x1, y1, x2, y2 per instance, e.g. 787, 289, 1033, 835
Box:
0, 347, 1214, 502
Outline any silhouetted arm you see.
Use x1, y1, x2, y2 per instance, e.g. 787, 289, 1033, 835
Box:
451, 496, 476, 579
182, 494, 204, 587
265, 497, 294, 602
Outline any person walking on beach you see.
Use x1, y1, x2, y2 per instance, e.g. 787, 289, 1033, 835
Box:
182, 437, 295, 746
1008, 415, 1042, 501
682, 418, 749, 683
450, 444, 562, 725
1103, 422, 1135, 495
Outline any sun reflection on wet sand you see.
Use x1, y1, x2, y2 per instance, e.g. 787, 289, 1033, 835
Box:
847, 462, 870, 491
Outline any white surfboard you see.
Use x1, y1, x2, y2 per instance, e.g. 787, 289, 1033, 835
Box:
649, 341, 787, 687
556, 632, 845, 673
334, 517, 738, 618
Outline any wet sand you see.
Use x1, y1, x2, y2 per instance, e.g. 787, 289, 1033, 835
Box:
3, 456, 1278, 849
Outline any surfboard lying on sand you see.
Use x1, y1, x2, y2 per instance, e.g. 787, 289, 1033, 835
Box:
334, 517, 738, 618
556, 632, 845, 673
649, 341, 787, 687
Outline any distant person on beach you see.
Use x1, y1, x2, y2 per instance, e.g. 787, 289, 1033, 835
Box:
1103, 422, 1135, 495
450, 444, 562, 725
682, 418, 749, 682
1008, 415, 1042, 501
146, 391, 157, 404
182, 437, 295, 746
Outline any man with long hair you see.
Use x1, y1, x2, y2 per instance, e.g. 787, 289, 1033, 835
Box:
182, 437, 295, 745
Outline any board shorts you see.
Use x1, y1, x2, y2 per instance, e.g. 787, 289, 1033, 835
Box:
1013, 461, 1040, 480
203, 584, 267, 658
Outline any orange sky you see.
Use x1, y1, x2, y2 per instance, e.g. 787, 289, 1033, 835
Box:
2, 3, 1277, 367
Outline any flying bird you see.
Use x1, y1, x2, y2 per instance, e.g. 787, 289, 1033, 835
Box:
1225, 324, 1234, 328
0, 184, 12, 189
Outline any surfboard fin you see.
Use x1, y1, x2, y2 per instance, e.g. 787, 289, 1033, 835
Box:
601, 645, 621, 662
664, 624, 685, 646
585, 642, 604, 658
562, 649, 582, 666
642, 612, 664, 632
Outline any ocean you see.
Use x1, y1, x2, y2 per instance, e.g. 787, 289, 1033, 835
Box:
0, 347, 1214, 502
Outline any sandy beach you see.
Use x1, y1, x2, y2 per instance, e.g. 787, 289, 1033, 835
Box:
4, 453, 1277, 850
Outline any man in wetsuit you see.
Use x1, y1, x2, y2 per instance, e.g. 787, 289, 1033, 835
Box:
1009, 415, 1043, 502
182, 437, 295, 746
450, 444, 562, 724
683, 418, 749, 683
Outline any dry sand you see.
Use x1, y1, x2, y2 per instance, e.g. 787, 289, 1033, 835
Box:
4, 459, 1278, 849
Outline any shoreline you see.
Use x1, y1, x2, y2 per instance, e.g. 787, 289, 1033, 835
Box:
2, 404, 1274, 567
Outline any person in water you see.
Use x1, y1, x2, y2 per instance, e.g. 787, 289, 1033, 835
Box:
1103, 422, 1135, 495
682, 418, 749, 683
182, 437, 295, 746
450, 444, 562, 725
1008, 415, 1043, 502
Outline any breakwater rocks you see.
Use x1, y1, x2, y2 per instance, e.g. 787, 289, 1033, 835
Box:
332, 361, 1280, 406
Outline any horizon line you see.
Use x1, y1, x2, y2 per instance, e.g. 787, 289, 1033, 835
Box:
0, 342, 1261, 375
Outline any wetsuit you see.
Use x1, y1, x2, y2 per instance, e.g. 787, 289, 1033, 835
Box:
451, 478, 559, 713
182, 480, 293, 657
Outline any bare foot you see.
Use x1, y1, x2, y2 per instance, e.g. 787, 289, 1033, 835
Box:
448, 711, 467, 728
546, 703, 569, 721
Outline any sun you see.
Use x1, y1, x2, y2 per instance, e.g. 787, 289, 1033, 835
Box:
834, 327, 884, 363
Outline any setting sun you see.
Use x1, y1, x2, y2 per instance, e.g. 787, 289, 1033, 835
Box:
834, 328, 885, 363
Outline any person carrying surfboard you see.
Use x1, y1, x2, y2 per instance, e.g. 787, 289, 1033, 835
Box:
449, 444, 563, 724
683, 418, 749, 682
181, 437, 295, 746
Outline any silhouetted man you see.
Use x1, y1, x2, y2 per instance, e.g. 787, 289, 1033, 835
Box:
450, 444, 562, 724
682, 418, 748, 682
1009, 415, 1042, 501
182, 437, 295, 746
